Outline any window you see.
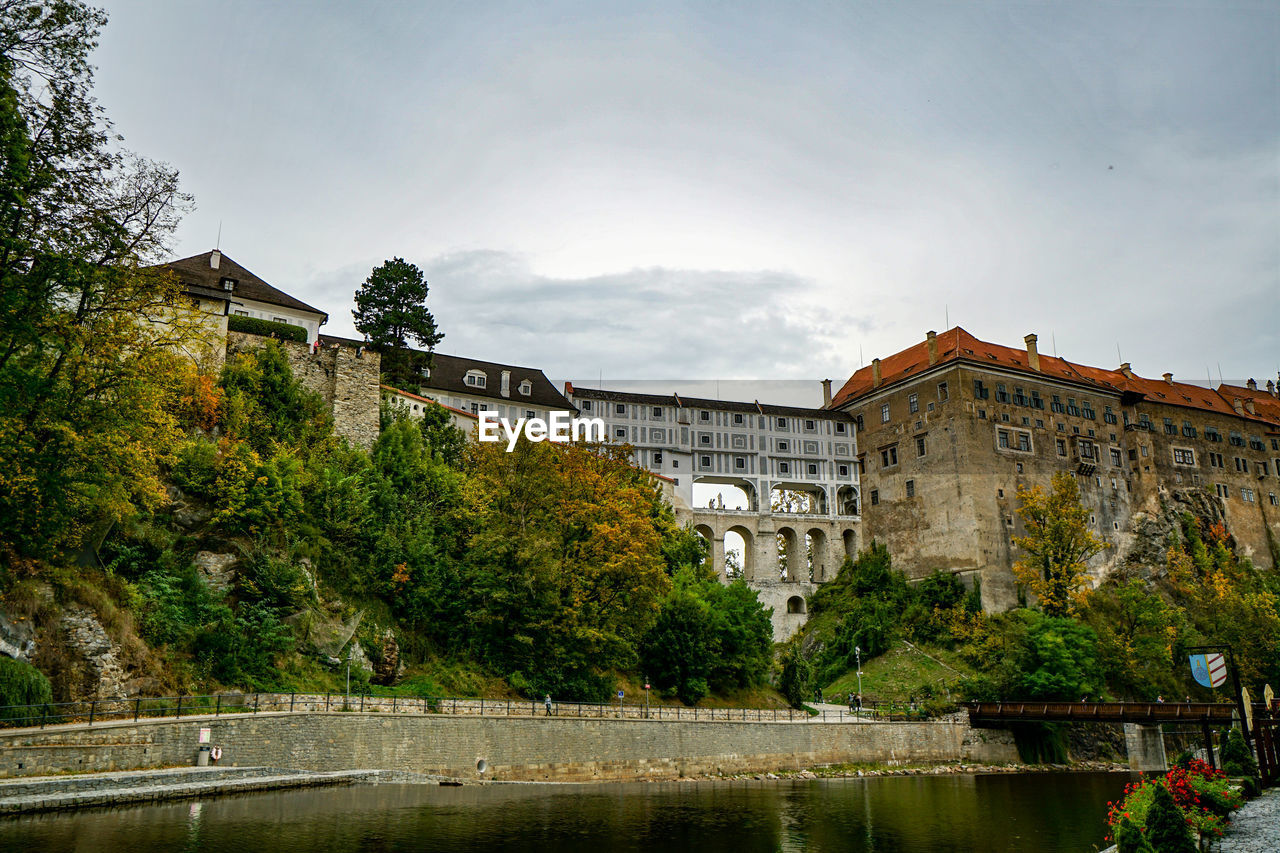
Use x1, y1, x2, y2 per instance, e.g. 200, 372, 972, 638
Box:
1270, 492, 1278, 506
1057, 439, 1067, 457
1081, 402, 1095, 420
1036, 419, 1045, 429
271, 316, 290, 324
653, 451, 663, 464
1163, 417, 1176, 435
1110, 448, 1122, 467
1103, 406, 1117, 424
805, 419, 816, 431
1215, 483, 1229, 498
1257, 461, 1269, 477
735, 457, 746, 470
581, 400, 592, 412
654, 407, 664, 417
1235, 457, 1248, 473
469, 402, 480, 414
1031, 390, 1044, 410
905, 480, 915, 498
778, 440, 790, 452
908, 393, 919, 414
464, 370, 487, 388
234, 309, 249, 316
881, 403, 890, 423
870, 489, 879, 506
995, 384, 1010, 403
1051, 395, 1065, 414
1173, 448, 1195, 466
1204, 427, 1221, 442
779, 461, 791, 475
700, 434, 711, 445
938, 382, 948, 401
978, 409, 987, 419
700, 455, 712, 468
1208, 452, 1224, 468
1017, 432, 1031, 452
519, 380, 532, 396
1079, 440, 1096, 460
1229, 431, 1245, 447
1022, 417, 1030, 426
1250, 436, 1266, 451
777, 417, 788, 429
1139, 413, 1152, 430
916, 436, 926, 457
1014, 387, 1028, 406
974, 380, 990, 399
807, 463, 818, 476
526, 410, 536, 420
881, 446, 899, 467
696, 410, 708, 421
615, 427, 627, 439
998, 430, 1010, 449
835, 422, 847, 434
731, 412, 743, 424
1066, 398, 1080, 417
1182, 421, 1196, 438
1242, 488, 1256, 503
838, 464, 850, 477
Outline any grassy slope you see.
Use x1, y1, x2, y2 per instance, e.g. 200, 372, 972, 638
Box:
817, 641, 977, 703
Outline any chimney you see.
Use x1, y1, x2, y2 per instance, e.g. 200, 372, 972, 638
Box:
871, 358, 882, 389
1231, 397, 1244, 415
1119, 362, 1134, 379
1244, 399, 1256, 416
210, 249, 221, 270
500, 370, 511, 398
1162, 372, 1173, 385
821, 379, 833, 407
1267, 379, 1276, 397
1024, 333, 1040, 372
1246, 378, 1257, 391
926, 331, 938, 366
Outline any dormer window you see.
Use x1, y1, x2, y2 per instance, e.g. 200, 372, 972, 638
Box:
464, 370, 487, 389
518, 380, 532, 396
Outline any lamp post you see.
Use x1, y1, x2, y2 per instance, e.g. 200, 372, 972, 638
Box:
644, 682, 650, 718
855, 646, 863, 715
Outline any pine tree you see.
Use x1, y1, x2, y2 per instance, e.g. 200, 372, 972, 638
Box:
1143, 782, 1196, 853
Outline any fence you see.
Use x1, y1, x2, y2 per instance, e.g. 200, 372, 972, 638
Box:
0, 693, 935, 730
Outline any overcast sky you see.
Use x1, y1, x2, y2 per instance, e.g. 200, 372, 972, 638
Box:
94, 1, 1277, 401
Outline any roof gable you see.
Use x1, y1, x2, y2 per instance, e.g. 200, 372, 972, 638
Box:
162, 251, 328, 320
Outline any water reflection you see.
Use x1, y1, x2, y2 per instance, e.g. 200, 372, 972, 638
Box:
0, 772, 1133, 852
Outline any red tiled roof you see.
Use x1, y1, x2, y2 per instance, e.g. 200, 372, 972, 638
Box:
381, 384, 478, 420
832, 327, 1280, 427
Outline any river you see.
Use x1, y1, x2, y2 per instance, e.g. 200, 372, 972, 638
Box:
1, 771, 1133, 852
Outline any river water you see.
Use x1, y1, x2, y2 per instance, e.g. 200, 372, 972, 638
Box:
1, 772, 1133, 852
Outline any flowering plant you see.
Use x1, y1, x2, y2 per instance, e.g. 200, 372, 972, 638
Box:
1105, 759, 1242, 841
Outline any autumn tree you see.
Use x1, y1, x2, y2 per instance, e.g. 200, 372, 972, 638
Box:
352, 257, 442, 388
0, 1, 201, 560
1012, 472, 1108, 618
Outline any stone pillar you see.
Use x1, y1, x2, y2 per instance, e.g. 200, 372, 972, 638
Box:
711, 535, 726, 581
1124, 723, 1168, 772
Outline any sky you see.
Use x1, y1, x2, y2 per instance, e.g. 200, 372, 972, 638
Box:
92, 1, 1278, 404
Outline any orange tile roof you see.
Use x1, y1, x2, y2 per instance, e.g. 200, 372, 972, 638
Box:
832, 327, 1280, 428
381, 384, 479, 420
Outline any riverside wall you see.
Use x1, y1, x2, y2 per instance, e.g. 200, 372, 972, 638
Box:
0, 713, 1018, 781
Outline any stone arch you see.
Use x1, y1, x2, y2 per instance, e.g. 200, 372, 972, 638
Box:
842, 528, 858, 559
806, 527, 829, 582
726, 525, 753, 580
837, 486, 859, 516
786, 595, 806, 614
776, 525, 801, 582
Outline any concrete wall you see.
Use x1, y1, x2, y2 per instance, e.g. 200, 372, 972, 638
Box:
0, 713, 1019, 781
226, 332, 381, 450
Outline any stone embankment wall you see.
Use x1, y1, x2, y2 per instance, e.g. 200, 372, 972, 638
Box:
0, 713, 1017, 781
226, 332, 380, 449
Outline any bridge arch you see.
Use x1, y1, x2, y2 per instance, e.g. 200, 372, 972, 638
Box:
786, 595, 806, 614
806, 527, 830, 582
776, 525, 802, 582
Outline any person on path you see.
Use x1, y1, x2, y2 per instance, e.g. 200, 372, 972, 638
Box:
544, 694, 552, 716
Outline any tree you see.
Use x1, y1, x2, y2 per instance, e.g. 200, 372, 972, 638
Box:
778, 638, 812, 709
0, 1, 200, 560
352, 258, 442, 387
1012, 472, 1108, 617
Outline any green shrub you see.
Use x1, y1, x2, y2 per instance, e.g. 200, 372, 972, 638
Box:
777, 640, 812, 709
228, 314, 308, 343
1144, 783, 1197, 853
1219, 727, 1257, 776
0, 658, 53, 722
1113, 816, 1154, 853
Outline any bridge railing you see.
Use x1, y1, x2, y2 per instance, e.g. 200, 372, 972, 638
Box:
0, 692, 903, 730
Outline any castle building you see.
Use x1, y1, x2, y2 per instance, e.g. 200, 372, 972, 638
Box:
830, 327, 1280, 610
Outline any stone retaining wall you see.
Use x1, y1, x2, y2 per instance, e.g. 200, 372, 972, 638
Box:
0, 713, 1018, 781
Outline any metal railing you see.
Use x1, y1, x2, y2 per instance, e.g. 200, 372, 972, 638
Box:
0, 693, 941, 730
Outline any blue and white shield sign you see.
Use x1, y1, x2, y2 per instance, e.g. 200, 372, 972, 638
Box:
1189, 653, 1227, 688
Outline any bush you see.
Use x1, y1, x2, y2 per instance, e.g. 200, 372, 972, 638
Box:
228, 314, 309, 343
1219, 727, 1257, 776
0, 657, 53, 723
1113, 816, 1154, 853
1144, 782, 1197, 853
777, 640, 812, 709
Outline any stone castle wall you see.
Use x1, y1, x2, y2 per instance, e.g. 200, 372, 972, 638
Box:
226, 332, 381, 450
0, 713, 1018, 780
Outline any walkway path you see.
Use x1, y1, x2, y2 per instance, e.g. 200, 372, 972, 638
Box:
0, 766, 449, 815
1216, 788, 1280, 852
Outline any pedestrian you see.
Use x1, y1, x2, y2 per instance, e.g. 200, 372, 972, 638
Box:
847, 692, 855, 710
544, 694, 552, 716
1156, 695, 1164, 703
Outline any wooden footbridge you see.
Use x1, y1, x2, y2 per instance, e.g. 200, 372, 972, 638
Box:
966, 701, 1238, 726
